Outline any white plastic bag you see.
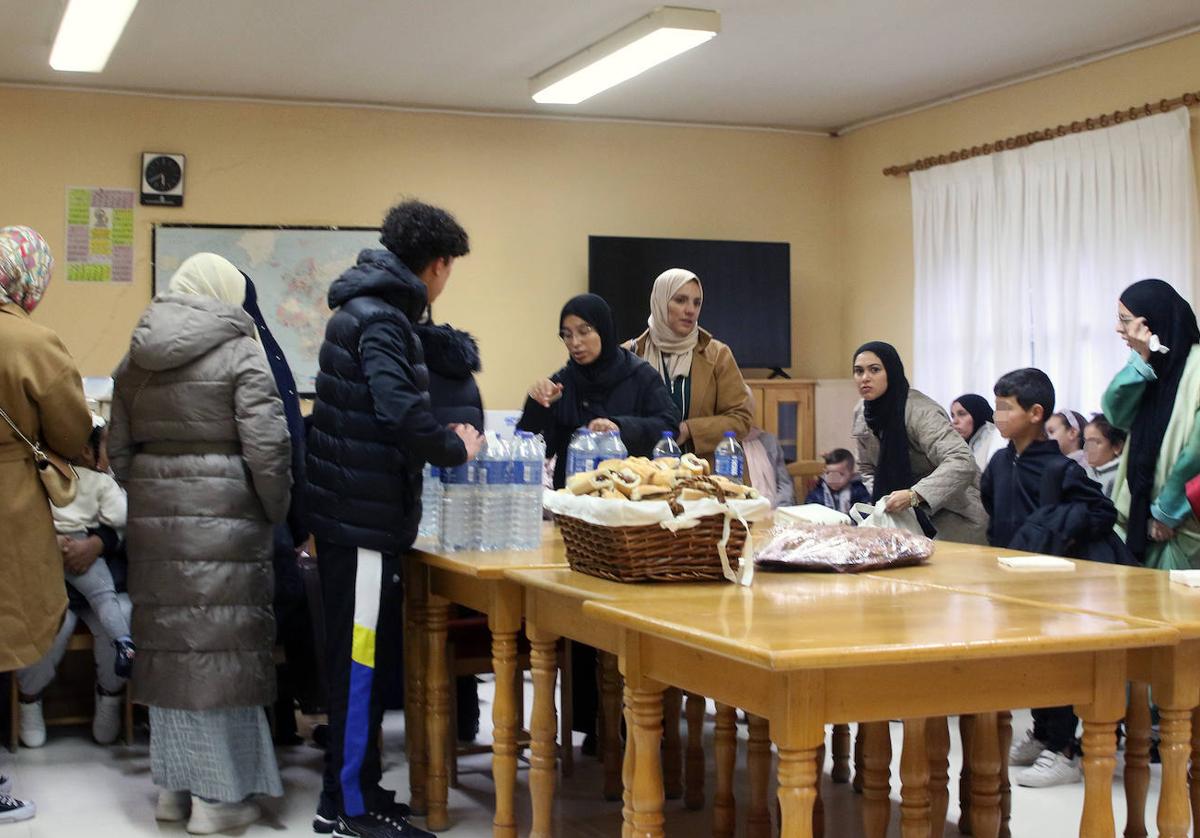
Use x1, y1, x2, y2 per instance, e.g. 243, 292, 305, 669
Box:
849, 499, 927, 537
775, 504, 852, 527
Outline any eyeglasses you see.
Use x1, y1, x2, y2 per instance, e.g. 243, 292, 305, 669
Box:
559, 324, 596, 343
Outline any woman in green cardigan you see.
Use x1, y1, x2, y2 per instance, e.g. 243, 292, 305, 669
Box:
1102, 279, 1200, 569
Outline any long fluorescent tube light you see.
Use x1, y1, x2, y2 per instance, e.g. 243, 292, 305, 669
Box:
531, 6, 720, 105
50, 0, 139, 73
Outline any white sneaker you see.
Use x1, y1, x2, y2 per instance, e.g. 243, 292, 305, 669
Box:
1015, 749, 1082, 788
19, 700, 46, 748
0, 793, 35, 824
156, 789, 191, 822
186, 797, 261, 834
93, 689, 123, 745
1008, 728, 1045, 767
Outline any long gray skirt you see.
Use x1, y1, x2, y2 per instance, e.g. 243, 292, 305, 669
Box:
149, 706, 283, 802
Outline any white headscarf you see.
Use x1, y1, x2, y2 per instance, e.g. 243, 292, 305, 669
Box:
644, 268, 701, 382
168, 252, 246, 307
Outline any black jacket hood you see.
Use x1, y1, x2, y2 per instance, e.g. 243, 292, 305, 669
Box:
328, 249, 428, 321
415, 321, 481, 380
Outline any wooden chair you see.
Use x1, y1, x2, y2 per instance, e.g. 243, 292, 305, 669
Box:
7, 626, 133, 752
787, 458, 826, 499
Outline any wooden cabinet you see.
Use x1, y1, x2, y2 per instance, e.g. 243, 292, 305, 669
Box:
744, 379, 816, 462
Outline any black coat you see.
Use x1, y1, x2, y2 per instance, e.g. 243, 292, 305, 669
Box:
416, 320, 484, 431
981, 439, 1126, 561
517, 350, 681, 489
306, 249, 468, 554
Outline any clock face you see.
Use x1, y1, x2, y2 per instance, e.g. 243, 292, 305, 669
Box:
145, 155, 182, 192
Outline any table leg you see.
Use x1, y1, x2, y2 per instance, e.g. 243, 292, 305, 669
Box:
529, 624, 559, 838
403, 563, 428, 815
628, 679, 667, 838
714, 703, 737, 838
489, 624, 518, 838
1123, 682, 1151, 838
853, 723, 865, 793
425, 595, 451, 831
1155, 704, 1191, 838
1079, 716, 1118, 838
814, 743, 826, 838
684, 692, 706, 810
831, 724, 852, 783
778, 737, 821, 838
860, 720, 892, 838
623, 684, 636, 838
927, 716, 951, 834
998, 711, 1012, 838
1190, 707, 1200, 838
601, 651, 625, 801
663, 687, 684, 800
747, 714, 773, 838
899, 719, 931, 838
968, 712, 1001, 838
958, 715, 974, 835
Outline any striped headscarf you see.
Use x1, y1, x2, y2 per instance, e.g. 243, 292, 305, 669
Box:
0, 226, 53, 313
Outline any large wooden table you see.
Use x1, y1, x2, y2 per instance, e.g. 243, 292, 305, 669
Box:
512, 565, 1178, 838
865, 544, 1200, 838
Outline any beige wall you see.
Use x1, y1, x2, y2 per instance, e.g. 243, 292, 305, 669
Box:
837, 31, 1200, 368
0, 87, 842, 409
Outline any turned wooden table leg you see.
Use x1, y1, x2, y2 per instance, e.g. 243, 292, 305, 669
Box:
1123, 683, 1151, 838
813, 743, 826, 838
663, 687, 684, 800
958, 715, 974, 835
778, 743, 820, 838
403, 563, 428, 816
601, 651, 625, 802
860, 720, 892, 838
713, 703, 737, 838
968, 712, 1001, 838
747, 714, 773, 838
684, 692, 706, 810
1155, 704, 1191, 838
490, 624, 519, 838
1079, 717, 1118, 838
529, 624, 559, 838
900, 718, 931, 838
853, 723, 865, 793
424, 594, 451, 832
623, 684, 636, 838
831, 724, 851, 783
927, 716, 951, 834
1190, 707, 1200, 838
629, 680, 667, 838
998, 711, 1012, 838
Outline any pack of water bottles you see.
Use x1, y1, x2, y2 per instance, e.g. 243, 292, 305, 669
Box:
566, 427, 629, 475
419, 430, 546, 552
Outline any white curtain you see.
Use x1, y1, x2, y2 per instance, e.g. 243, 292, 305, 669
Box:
912, 108, 1199, 414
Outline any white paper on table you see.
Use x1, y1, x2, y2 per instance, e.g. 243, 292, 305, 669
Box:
1169, 570, 1200, 587
997, 555, 1076, 570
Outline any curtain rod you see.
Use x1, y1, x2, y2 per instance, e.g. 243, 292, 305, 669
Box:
882, 89, 1200, 177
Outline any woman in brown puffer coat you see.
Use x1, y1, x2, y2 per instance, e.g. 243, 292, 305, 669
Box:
108, 253, 291, 833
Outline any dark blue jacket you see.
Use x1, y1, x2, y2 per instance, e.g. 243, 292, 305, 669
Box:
804, 476, 872, 512
416, 320, 484, 432
306, 250, 468, 553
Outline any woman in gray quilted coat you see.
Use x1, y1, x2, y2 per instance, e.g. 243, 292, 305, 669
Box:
108, 253, 291, 835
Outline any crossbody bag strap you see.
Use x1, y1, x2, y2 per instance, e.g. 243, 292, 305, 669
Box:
0, 404, 43, 460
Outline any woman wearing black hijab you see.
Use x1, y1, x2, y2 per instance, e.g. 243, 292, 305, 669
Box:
1102, 279, 1200, 568
950, 393, 1006, 473
851, 342, 987, 543
518, 293, 680, 489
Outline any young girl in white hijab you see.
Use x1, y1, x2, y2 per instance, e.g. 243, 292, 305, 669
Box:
626, 268, 752, 459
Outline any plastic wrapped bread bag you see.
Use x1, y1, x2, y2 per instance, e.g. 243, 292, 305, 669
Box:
755, 522, 934, 573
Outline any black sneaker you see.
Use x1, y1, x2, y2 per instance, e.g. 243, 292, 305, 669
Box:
113, 638, 136, 679
0, 793, 36, 825
316, 797, 412, 834
334, 812, 435, 838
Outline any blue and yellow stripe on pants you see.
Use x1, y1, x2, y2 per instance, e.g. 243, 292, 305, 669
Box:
342, 547, 382, 816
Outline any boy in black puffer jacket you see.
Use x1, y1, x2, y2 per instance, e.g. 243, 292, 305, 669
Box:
307, 200, 483, 838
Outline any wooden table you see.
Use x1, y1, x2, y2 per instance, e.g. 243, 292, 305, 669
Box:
866, 543, 1200, 838
514, 567, 1177, 838
406, 528, 567, 836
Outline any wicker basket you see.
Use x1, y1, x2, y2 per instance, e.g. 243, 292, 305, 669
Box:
556, 512, 749, 583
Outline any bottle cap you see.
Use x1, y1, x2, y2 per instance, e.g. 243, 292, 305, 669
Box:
724, 431, 736, 437
662, 431, 674, 438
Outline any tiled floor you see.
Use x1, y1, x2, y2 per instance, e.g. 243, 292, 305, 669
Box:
1, 679, 1164, 837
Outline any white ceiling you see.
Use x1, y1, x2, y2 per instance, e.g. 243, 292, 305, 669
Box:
1, 0, 1198, 132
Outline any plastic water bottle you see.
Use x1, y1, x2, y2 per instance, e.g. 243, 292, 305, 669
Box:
441, 457, 479, 551
714, 431, 746, 483
512, 431, 545, 550
477, 433, 513, 551
567, 428, 599, 475
418, 463, 443, 543
597, 429, 628, 462
652, 431, 682, 460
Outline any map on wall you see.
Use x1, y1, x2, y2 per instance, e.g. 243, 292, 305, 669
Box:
153, 225, 381, 393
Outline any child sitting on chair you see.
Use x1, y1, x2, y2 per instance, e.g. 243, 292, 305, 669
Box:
805, 448, 871, 514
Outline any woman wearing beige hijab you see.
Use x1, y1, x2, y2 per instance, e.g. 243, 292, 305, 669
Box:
626, 268, 751, 458
109, 253, 291, 834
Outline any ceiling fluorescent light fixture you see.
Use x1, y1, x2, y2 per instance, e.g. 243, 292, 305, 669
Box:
531, 6, 720, 105
50, 0, 139, 72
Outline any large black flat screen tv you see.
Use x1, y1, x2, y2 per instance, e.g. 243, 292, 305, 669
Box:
588, 235, 791, 370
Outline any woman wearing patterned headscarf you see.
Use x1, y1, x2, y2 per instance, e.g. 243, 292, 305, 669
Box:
108, 252, 291, 832
626, 268, 751, 460
0, 226, 91, 823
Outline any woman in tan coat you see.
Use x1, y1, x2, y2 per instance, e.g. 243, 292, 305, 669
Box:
0, 226, 91, 823
626, 268, 751, 459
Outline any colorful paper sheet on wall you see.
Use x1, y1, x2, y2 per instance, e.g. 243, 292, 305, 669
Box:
65, 187, 134, 283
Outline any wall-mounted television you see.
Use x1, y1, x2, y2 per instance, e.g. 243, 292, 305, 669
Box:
588, 235, 791, 372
